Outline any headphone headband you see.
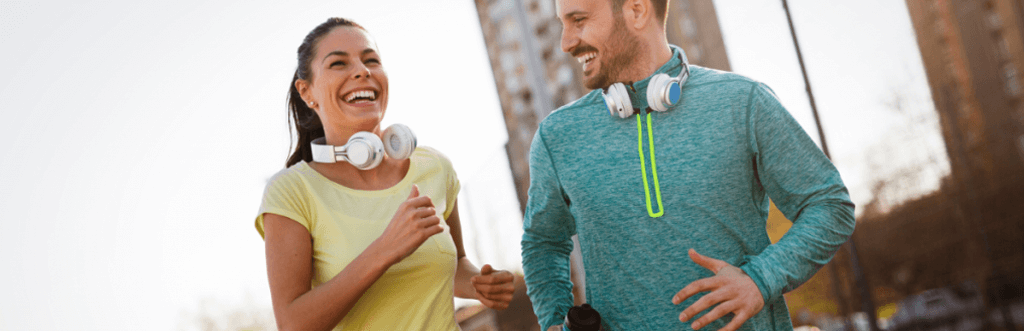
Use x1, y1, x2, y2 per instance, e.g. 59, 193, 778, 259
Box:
309, 124, 417, 170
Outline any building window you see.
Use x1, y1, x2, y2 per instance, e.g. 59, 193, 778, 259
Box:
933, 18, 947, 36
1004, 63, 1021, 97
996, 34, 1011, 60
681, 18, 696, 39
688, 46, 702, 64
1018, 135, 1024, 164
985, 6, 1002, 29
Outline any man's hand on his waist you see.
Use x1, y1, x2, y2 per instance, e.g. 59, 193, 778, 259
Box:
672, 249, 765, 331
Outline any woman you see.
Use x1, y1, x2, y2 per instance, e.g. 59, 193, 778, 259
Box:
255, 17, 515, 330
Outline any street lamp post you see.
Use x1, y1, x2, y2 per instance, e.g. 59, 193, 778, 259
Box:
780, 1, 880, 330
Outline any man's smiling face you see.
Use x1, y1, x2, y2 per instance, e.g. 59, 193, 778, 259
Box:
557, 0, 645, 89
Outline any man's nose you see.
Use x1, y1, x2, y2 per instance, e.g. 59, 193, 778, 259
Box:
561, 28, 578, 54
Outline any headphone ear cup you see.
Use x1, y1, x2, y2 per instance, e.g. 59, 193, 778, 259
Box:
647, 74, 670, 112
346, 132, 384, 170
602, 84, 621, 117
604, 83, 634, 118
382, 124, 417, 160
601, 88, 616, 117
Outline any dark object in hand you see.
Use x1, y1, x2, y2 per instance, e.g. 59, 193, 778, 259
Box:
564, 304, 603, 331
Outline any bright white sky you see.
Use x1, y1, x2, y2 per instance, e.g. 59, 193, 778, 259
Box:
0, 0, 944, 330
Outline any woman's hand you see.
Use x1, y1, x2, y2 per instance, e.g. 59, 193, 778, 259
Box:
376, 185, 444, 264
470, 264, 516, 310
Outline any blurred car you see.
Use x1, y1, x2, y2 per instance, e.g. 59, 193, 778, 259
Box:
887, 282, 986, 331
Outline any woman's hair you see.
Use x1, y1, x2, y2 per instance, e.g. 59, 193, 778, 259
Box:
286, 17, 366, 167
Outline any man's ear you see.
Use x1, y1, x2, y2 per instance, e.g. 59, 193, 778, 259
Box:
623, 0, 652, 30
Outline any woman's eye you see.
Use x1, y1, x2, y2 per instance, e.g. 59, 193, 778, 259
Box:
330, 61, 345, 67
365, 58, 380, 64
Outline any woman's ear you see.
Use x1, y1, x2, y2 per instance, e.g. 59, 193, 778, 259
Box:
295, 79, 313, 107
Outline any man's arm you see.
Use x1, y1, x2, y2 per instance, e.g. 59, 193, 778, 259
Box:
674, 82, 855, 331
521, 129, 577, 330
738, 82, 856, 303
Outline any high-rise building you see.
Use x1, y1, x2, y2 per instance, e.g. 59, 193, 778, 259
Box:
473, 0, 581, 212
665, 0, 732, 71
906, 0, 1024, 192
905, 0, 1024, 294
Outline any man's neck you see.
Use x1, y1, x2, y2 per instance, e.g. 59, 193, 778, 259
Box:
621, 42, 673, 83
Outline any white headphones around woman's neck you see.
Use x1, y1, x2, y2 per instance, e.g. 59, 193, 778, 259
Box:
601, 52, 690, 118
310, 124, 417, 170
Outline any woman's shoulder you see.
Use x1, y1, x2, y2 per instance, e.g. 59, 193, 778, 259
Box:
264, 162, 315, 192
410, 146, 457, 176
412, 146, 451, 165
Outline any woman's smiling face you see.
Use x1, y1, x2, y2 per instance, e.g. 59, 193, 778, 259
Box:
298, 26, 389, 133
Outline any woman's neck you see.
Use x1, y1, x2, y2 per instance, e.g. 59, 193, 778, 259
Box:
308, 156, 409, 191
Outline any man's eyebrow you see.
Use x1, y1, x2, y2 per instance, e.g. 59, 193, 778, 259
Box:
321, 49, 377, 63
562, 10, 585, 20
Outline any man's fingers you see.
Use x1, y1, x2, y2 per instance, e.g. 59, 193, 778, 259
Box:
679, 290, 726, 323
718, 310, 751, 331
689, 248, 727, 274
690, 300, 738, 330
480, 264, 493, 275
408, 184, 419, 198
673, 277, 718, 305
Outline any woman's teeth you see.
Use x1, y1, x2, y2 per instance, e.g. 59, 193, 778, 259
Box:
344, 90, 377, 103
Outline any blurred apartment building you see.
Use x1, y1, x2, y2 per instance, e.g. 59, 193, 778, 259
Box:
905, 0, 1024, 273
906, 0, 1024, 195
840, 0, 1024, 317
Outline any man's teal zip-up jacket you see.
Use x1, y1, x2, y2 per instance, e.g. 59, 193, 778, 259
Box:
521, 46, 855, 330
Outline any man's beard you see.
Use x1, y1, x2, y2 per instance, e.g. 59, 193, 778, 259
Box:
583, 13, 645, 90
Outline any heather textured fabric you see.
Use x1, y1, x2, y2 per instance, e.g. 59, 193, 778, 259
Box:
521, 46, 855, 330
255, 146, 460, 331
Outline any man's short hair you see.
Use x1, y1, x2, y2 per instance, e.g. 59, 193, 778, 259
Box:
611, 0, 669, 25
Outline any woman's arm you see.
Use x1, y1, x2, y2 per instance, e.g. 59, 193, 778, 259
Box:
264, 213, 390, 331
264, 185, 443, 331
447, 200, 516, 309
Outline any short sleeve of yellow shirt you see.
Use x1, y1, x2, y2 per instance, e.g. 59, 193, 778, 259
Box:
255, 146, 461, 330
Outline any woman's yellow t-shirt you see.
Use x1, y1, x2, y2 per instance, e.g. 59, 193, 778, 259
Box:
255, 146, 460, 330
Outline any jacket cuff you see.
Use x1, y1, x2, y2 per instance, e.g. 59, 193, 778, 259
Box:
739, 262, 772, 304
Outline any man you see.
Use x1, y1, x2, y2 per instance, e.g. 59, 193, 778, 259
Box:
519, 0, 856, 330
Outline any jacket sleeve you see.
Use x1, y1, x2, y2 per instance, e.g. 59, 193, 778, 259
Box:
521, 128, 577, 330
737, 83, 856, 304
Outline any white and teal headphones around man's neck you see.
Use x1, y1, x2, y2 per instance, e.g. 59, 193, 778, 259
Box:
310, 124, 417, 170
600, 52, 691, 218
601, 52, 690, 118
